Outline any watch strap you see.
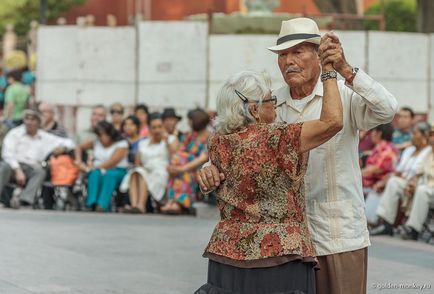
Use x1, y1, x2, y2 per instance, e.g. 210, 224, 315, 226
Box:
321, 70, 337, 82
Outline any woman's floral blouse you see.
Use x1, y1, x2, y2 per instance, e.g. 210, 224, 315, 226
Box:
204, 123, 317, 263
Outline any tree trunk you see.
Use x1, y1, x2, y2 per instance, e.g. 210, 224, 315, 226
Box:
314, 0, 357, 14
313, 0, 360, 30
417, 0, 434, 33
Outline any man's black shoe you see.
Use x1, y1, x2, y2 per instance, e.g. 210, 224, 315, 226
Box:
400, 225, 419, 241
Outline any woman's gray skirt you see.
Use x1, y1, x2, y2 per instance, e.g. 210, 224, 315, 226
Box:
194, 259, 316, 294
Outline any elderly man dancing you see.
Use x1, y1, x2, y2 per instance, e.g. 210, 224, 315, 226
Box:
198, 18, 398, 294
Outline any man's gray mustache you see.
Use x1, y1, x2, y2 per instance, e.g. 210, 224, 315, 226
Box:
285, 68, 301, 74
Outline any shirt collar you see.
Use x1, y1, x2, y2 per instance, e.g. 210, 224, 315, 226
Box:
276, 76, 323, 110
24, 128, 43, 140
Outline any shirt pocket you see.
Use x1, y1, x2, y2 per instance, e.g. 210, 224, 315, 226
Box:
308, 199, 354, 242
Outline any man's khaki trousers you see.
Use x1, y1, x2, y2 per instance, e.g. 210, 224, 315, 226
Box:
315, 247, 368, 294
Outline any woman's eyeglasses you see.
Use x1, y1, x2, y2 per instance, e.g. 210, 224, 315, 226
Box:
234, 90, 277, 106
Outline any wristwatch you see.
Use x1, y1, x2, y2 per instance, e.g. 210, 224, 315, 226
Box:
321, 70, 337, 82
346, 67, 359, 84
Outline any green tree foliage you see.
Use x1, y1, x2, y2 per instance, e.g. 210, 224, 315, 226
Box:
0, 0, 85, 36
364, 0, 416, 32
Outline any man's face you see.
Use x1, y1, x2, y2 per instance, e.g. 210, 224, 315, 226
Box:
163, 117, 178, 134
91, 107, 106, 128
39, 104, 54, 124
24, 115, 40, 135
277, 43, 321, 87
397, 110, 413, 130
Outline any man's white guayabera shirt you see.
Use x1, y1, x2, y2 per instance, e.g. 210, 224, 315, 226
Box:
273, 69, 398, 256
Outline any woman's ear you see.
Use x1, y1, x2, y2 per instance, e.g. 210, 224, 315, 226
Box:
248, 104, 259, 120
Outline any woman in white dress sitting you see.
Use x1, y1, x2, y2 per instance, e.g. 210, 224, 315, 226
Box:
120, 113, 178, 213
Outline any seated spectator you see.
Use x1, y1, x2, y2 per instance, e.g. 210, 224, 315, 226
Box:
362, 124, 398, 189
162, 107, 185, 142
75, 105, 106, 144
110, 102, 125, 131
121, 115, 143, 164
4, 70, 30, 127
369, 122, 432, 235
162, 109, 210, 214
38, 102, 67, 137
120, 113, 178, 213
134, 104, 149, 138
0, 109, 75, 208
358, 129, 375, 167
400, 136, 434, 240
74, 121, 128, 212
392, 107, 414, 152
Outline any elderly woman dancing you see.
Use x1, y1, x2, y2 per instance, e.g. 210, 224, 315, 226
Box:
195, 64, 343, 292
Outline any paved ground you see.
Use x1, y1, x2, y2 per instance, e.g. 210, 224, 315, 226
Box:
0, 210, 433, 294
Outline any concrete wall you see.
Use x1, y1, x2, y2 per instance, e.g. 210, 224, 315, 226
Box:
368, 31, 429, 113
208, 31, 431, 113
36, 24, 434, 134
208, 35, 283, 110
430, 34, 434, 119
138, 22, 207, 112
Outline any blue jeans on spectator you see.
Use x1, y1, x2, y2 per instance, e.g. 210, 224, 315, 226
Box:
87, 168, 127, 211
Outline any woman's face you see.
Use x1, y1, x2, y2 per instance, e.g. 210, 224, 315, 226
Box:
110, 108, 124, 124
249, 93, 276, 124
150, 119, 164, 140
135, 109, 148, 125
257, 100, 277, 123
412, 129, 428, 148
98, 131, 112, 147
370, 129, 382, 144
123, 119, 138, 137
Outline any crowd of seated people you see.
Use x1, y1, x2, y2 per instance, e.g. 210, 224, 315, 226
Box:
1, 101, 433, 238
0, 101, 211, 216
359, 107, 434, 243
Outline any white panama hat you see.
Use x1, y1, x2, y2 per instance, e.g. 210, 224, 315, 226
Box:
268, 17, 321, 53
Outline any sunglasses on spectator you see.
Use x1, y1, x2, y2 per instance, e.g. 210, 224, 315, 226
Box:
110, 109, 124, 115
235, 90, 277, 106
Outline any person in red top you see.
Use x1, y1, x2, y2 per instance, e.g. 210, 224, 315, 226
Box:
362, 123, 399, 189
195, 33, 343, 294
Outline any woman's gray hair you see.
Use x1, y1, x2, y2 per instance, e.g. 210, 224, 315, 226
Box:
215, 70, 272, 134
